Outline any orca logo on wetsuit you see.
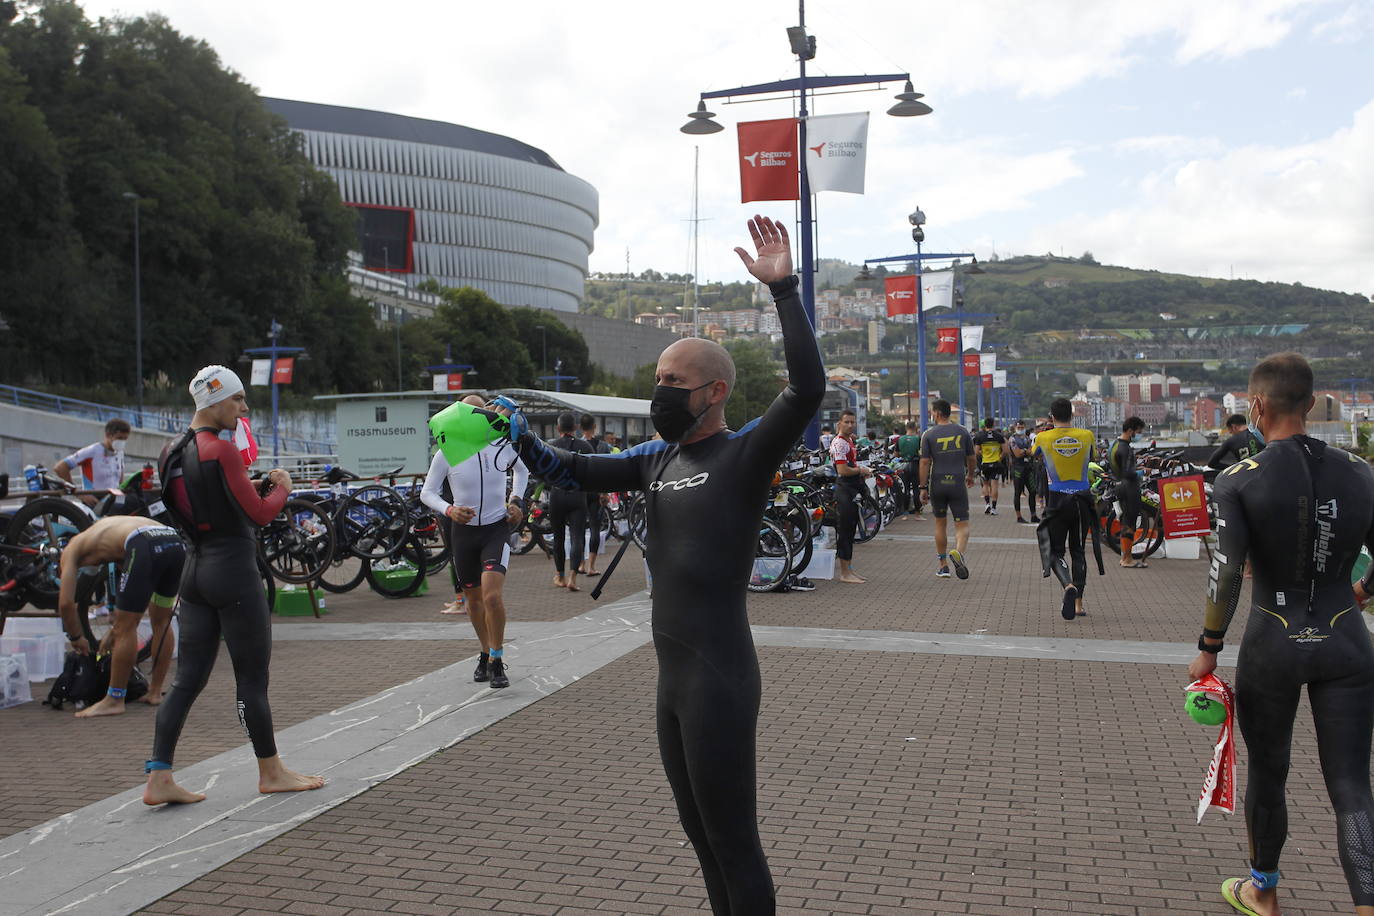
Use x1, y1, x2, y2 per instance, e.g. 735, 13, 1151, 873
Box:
649, 473, 710, 492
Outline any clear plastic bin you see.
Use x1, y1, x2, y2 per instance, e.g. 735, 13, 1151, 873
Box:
1, 653, 33, 708
0, 618, 62, 638
0, 634, 67, 682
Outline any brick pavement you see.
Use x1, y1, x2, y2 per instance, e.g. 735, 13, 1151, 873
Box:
143, 645, 1354, 915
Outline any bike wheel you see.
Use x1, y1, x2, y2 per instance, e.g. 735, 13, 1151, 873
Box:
854, 491, 882, 543
766, 497, 813, 575
628, 494, 648, 550
411, 511, 450, 575
338, 485, 409, 560
747, 517, 793, 593
258, 553, 277, 611
4, 497, 92, 609
260, 498, 336, 584
365, 535, 427, 599
75, 565, 109, 650
1135, 504, 1166, 559
316, 552, 367, 593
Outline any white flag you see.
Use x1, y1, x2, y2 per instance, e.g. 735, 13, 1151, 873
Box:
920, 270, 954, 311
961, 325, 983, 352
993, 369, 1008, 388
250, 359, 271, 386
804, 112, 869, 194
979, 353, 997, 375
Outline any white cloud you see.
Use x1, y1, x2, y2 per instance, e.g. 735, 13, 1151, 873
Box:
1312, 2, 1370, 41
1024, 98, 1374, 295
1113, 135, 1225, 157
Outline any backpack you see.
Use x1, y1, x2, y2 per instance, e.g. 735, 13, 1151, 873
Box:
45, 651, 150, 709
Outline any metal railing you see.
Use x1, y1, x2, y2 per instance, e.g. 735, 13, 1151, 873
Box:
0, 383, 336, 455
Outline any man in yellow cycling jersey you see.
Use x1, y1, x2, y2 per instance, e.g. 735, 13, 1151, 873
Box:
972, 418, 1007, 515
1033, 398, 1103, 621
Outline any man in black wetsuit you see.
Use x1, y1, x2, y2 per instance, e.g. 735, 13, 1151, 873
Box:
1108, 416, 1146, 568
1187, 353, 1374, 916
1208, 412, 1266, 470
143, 366, 324, 806
510, 216, 823, 915
578, 413, 611, 576
546, 411, 593, 592
1007, 420, 1038, 525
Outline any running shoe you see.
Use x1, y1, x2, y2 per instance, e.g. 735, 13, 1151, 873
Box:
473, 653, 490, 683
1030, 515, 1041, 523
935, 566, 952, 578
983, 504, 991, 515
948, 549, 969, 580
989, 507, 998, 516
1061, 586, 1079, 621
789, 577, 816, 591
489, 659, 509, 689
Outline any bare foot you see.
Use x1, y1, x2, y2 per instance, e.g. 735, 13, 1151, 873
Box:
140, 691, 164, 707
839, 573, 866, 584
553, 576, 566, 589
259, 767, 326, 794
1076, 597, 1086, 617
75, 696, 126, 718
143, 773, 206, 806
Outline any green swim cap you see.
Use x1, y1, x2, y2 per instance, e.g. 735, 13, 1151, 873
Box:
428, 401, 508, 466
1184, 690, 1226, 726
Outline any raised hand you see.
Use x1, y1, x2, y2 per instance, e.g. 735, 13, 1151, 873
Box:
733, 215, 793, 285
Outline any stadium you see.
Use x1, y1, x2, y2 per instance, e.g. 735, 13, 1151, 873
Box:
264, 98, 599, 313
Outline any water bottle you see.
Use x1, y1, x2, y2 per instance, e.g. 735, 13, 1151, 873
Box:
23, 464, 40, 491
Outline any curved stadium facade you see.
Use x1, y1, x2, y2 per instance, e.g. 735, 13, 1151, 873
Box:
264, 98, 598, 313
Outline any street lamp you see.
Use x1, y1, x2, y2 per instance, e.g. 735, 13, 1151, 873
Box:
681, 0, 930, 446
122, 192, 144, 426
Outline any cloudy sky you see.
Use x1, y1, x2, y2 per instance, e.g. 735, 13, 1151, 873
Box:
79, 0, 1373, 295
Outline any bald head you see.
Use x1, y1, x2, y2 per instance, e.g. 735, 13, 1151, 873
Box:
657, 338, 736, 397
462, 394, 485, 407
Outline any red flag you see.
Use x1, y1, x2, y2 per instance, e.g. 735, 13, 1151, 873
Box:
982, 373, 993, 389
737, 118, 799, 203
962, 353, 980, 377
884, 275, 917, 317
273, 358, 294, 384
936, 327, 959, 354
234, 418, 258, 467
446, 373, 464, 391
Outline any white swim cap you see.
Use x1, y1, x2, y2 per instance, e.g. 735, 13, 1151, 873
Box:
189, 365, 244, 410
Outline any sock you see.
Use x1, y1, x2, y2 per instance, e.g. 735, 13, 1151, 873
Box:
984, 495, 990, 504
479, 650, 489, 660
992, 501, 997, 509
937, 553, 947, 565
489, 648, 503, 660
108, 686, 127, 699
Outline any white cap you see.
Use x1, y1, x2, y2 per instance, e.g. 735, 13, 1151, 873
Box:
189, 365, 244, 410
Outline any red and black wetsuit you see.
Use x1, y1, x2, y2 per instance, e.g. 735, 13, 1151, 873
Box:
152, 427, 287, 766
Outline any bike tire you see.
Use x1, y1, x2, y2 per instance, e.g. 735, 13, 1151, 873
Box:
338, 484, 410, 561
854, 490, 882, 543
4, 497, 93, 609
747, 517, 793, 593
1137, 504, 1166, 559
628, 494, 648, 550
260, 498, 336, 584
315, 553, 367, 593
364, 535, 426, 599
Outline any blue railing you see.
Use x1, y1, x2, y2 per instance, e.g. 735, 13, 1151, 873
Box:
0, 383, 336, 455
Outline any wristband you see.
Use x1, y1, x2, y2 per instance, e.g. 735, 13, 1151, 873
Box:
68, 633, 81, 643
1197, 635, 1222, 654
767, 275, 800, 299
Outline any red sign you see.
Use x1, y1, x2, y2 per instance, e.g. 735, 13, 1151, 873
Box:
446, 373, 464, 391
737, 118, 799, 203
273, 358, 294, 384
962, 353, 980, 377
981, 373, 993, 389
1159, 474, 1210, 538
935, 327, 958, 354
884, 275, 917, 317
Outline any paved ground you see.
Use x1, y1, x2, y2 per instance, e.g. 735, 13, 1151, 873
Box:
0, 509, 1363, 915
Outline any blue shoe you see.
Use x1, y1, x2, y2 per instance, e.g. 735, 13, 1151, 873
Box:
936, 566, 952, 578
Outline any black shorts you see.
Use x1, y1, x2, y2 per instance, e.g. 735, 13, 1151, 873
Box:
451, 520, 511, 589
116, 526, 186, 614
979, 463, 1003, 481
929, 477, 970, 522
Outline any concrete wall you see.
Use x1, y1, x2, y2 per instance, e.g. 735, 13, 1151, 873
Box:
529, 309, 680, 378
0, 403, 170, 478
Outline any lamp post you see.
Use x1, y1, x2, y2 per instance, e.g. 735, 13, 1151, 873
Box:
122, 192, 144, 426
241, 321, 305, 464
681, 0, 931, 446
862, 216, 971, 429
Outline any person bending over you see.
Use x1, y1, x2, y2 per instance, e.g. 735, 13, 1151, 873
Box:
1189, 352, 1374, 916
512, 216, 824, 915
57, 515, 182, 716
143, 366, 323, 806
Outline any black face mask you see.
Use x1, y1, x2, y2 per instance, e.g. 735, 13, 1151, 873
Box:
650, 380, 716, 442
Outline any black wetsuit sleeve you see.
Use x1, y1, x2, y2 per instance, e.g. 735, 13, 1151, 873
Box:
1207, 433, 1240, 470
739, 280, 825, 466
516, 433, 644, 492
1203, 470, 1250, 637
1362, 501, 1374, 593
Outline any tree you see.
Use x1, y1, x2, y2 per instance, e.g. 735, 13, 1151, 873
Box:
508, 308, 589, 389
426, 287, 535, 389
723, 339, 786, 430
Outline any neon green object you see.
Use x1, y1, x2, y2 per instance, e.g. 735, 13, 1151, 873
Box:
1185, 690, 1227, 726
428, 401, 507, 466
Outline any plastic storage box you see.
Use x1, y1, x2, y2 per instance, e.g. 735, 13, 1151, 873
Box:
0, 634, 66, 681
1, 653, 33, 707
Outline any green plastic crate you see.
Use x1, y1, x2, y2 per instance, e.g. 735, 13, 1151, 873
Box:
272, 585, 328, 616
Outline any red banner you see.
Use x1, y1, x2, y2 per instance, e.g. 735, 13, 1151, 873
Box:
1160, 474, 1210, 539
962, 353, 980, 377
935, 327, 958, 354
981, 373, 993, 389
737, 118, 799, 203
273, 358, 294, 384
446, 373, 464, 391
884, 275, 917, 317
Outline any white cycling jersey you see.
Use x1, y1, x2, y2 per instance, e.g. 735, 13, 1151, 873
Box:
421, 441, 529, 527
